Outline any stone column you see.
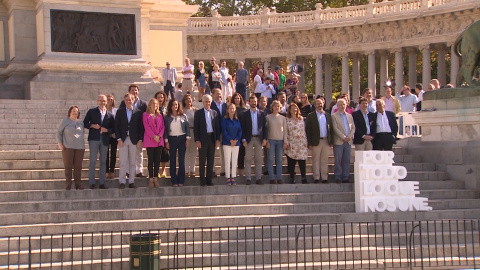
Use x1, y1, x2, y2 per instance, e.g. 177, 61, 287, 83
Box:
262, 58, 271, 70
367, 51, 376, 95
341, 54, 350, 96
315, 55, 323, 97
352, 53, 361, 102
422, 45, 431, 87
394, 48, 404, 94
450, 45, 460, 86
436, 44, 447, 87
324, 55, 333, 106
407, 48, 417, 89
379, 51, 389, 96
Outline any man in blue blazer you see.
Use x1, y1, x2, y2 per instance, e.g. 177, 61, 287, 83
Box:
240, 96, 268, 185
115, 93, 145, 189
119, 84, 147, 177
83, 94, 115, 189
194, 94, 221, 186
371, 99, 398, 151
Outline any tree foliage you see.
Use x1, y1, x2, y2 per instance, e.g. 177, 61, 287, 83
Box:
183, 0, 369, 17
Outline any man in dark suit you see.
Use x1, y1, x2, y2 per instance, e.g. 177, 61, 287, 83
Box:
371, 99, 398, 151
241, 96, 268, 185
306, 97, 333, 183
194, 94, 221, 186
211, 88, 227, 176
352, 97, 374, 151
84, 94, 115, 189
115, 93, 144, 189
119, 84, 147, 177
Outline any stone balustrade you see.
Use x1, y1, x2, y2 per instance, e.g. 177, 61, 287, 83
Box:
187, 0, 473, 33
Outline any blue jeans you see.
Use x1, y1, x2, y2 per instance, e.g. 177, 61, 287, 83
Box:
88, 140, 108, 185
333, 142, 351, 182
169, 135, 187, 185
267, 139, 284, 180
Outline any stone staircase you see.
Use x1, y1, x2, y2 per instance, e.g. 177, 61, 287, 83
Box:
0, 99, 479, 269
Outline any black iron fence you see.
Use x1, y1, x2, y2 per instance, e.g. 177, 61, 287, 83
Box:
1, 219, 479, 269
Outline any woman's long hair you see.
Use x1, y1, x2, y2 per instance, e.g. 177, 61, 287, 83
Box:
225, 103, 238, 120
146, 98, 160, 115
167, 99, 184, 116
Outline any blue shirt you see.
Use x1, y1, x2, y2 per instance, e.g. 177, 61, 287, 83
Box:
250, 110, 259, 136
126, 108, 133, 123
316, 111, 328, 138
204, 109, 213, 133
214, 100, 224, 117
367, 100, 376, 113
221, 117, 242, 146
340, 112, 350, 137
362, 111, 371, 135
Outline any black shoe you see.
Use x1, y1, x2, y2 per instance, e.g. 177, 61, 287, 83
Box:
277, 180, 283, 184
200, 182, 206, 186
135, 173, 145, 178
342, 180, 350, 183
126, 173, 129, 178
206, 182, 214, 186
335, 179, 342, 183
322, 180, 329, 184
269, 180, 276, 184
220, 172, 226, 176
314, 179, 320, 184
256, 180, 264, 185
129, 183, 137, 188
246, 180, 252, 185
263, 171, 268, 175
301, 179, 308, 184
99, 184, 108, 189
213, 172, 217, 178
119, 183, 126, 189
289, 178, 295, 184
90, 184, 96, 189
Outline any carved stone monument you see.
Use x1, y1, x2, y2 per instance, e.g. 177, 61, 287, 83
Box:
454, 19, 480, 87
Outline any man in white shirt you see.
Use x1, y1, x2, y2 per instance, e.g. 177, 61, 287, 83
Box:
259, 77, 276, 107
277, 92, 288, 116
371, 99, 398, 151
181, 58, 194, 94
398, 85, 418, 112
162, 62, 178, 100
253, 69, 264, 99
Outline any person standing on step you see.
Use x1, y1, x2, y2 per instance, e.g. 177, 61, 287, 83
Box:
155, 91, 170, 179
352, 97, 374, 151
57, 106, 85, 190
182, 94, 197, 178
105, 94, 118, 180
194, 94, 221, 186
241, 96, 267, 185
266, 100, 287, 184
371, 99, 398, 151
332, 98, 355, 184
164, 99, 190, 187
83, 94, 115, 189
211, 88, 227, 177
162, 61, 178, 100
306, 97, 333, 184
284, 103, 308, 184
142, 98, 164, 188
120, 84, 147, 178
115, 93, 144, 189
181, 58, 194, 95
221, 103, 242, 186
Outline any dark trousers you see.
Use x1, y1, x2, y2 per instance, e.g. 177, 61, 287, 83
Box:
238, 145, 245, 169
198, 133, 216, 185
146, 146, 162, 178
62, 148, 85, 188
169, 135, 187, 185
373, 132, 395, 151
236, 83, 247, 102
106, 137, 117, 173
164, 80, 174, 99
287, 155, 306, 179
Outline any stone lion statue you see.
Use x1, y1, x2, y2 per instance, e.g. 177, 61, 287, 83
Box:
454, 19, 480, 87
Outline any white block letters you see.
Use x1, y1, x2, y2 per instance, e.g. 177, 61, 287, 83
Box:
355, 151, 432, 213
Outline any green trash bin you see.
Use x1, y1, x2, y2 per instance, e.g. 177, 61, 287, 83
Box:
130, 233, 161, 270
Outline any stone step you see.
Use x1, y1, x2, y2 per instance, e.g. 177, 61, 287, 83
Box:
2, 208, 480, 237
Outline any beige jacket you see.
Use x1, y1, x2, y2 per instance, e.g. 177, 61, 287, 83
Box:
332, 111, 356, 146
382, 96, 401, 115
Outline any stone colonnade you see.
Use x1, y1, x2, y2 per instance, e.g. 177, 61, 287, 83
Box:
186, 0, 480, 105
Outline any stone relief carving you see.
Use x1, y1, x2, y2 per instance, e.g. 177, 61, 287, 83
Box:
51, 10, 136, 55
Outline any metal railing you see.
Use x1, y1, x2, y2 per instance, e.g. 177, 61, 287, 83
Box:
1, 219, 478, 269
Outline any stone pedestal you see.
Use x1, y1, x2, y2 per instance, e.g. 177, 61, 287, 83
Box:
411, 88, 480, 191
